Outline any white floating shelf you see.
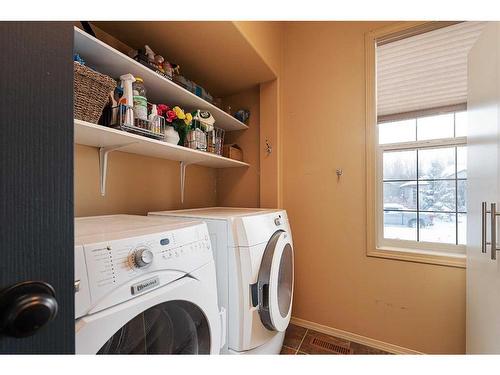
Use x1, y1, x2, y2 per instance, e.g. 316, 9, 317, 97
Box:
74, 27, 248, 132
75, 119, 250, 168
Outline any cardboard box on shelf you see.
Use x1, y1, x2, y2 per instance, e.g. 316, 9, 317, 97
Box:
223, 144, 243, 162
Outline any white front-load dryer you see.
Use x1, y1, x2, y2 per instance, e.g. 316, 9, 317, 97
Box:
148, 208, 294, 354
74, 215, 225, 354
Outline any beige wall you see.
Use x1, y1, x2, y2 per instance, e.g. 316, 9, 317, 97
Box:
217, 86, 261, 207
234, 21, 284, 76
233, 21, 285, 208
281, 21, 466, 354
75, 145, 217, 216
260, 79, 282, 208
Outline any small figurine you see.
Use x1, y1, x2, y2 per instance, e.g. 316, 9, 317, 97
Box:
234, 109, 250, 124
144, 45, 156, 63
154, 54, 164, 65
163, 61, 174, 79
73, 53, 85, 65
153, 54, 164, 73
130, 44, 179, 81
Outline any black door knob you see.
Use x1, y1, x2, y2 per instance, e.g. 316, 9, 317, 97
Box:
0, 281, 58, 338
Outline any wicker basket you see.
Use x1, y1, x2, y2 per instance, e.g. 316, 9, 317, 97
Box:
74, 62, 116, 124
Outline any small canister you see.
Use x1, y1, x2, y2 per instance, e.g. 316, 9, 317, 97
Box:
132, 77, 147, 97
133, 95, 148, 121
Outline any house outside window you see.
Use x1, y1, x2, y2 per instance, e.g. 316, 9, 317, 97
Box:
378, 110, 467, 253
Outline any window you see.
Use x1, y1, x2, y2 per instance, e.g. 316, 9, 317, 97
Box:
365, 22, 486, 266
378, 111, 467, 254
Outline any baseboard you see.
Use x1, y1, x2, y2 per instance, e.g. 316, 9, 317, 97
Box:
290, 317, 423, 355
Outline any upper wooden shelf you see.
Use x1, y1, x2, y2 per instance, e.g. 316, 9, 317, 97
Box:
74, 27, 248, 132
75, 119, 250, 168
91, 21, 277, 97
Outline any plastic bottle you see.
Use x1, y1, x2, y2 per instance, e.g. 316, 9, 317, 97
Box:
148, 104, 159, 133
133, 96, 148, 122
132, 77, 148, 123
119, 74, 136, 126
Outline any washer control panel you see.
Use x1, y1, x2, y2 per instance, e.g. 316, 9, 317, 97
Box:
82, 223, 212, 306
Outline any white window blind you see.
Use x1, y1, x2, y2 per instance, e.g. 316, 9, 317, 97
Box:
377, 21, 486, 117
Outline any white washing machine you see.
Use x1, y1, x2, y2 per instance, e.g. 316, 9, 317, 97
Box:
74, 215, 225, 354
148, 207, 294, 354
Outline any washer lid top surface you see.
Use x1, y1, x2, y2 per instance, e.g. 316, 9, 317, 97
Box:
75, 214, 204, 244
149, 207, 283, 220
149, 207, 291, 247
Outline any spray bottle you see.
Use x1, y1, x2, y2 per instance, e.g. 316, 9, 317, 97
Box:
119, 73, 136, 126
148, 104, 159, 134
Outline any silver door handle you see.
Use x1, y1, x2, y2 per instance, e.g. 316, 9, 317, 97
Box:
480, 202, 500, 259
482, 202, 488, 253
491, 203, 497, 260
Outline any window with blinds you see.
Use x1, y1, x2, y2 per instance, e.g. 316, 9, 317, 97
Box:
377, 21, 486, 118
375, 21, 486, 254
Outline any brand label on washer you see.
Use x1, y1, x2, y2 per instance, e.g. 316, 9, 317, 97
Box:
131, 276, 160, 295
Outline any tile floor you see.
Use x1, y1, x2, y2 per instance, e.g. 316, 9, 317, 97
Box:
281, 324, 390, 355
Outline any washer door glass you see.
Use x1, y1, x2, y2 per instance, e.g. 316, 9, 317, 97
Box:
97, 300, 210, 354
255, 230, 294, 332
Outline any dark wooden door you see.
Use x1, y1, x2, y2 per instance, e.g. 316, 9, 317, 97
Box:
0, 22, 74, 353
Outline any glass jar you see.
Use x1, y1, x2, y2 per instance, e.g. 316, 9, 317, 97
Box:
133, 77, 147, 97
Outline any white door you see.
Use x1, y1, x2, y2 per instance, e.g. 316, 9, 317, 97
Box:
466, 22, 500, 354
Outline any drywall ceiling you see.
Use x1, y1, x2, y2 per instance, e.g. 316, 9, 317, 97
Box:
93, 21, 276, 97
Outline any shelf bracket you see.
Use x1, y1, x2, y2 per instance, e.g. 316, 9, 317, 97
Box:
99, 143, 136, 196
180, 161, 196, 204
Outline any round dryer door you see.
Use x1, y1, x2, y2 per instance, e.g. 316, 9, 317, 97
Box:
97, 300, 211, 354
255, 230, 294, 332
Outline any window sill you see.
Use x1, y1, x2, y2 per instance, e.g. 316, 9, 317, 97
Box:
367, 247, 466, 268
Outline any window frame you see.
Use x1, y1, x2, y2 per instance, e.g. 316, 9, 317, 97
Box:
365, 22, 467, 268
376, 132, 467, 255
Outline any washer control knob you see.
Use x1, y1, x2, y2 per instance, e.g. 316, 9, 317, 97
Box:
274, 217, 282, 226
132, 248, 154, 268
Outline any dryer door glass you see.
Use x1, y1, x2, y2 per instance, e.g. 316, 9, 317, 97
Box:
97, 300, 210, 354
256, 230, 294, 332
277, 243, 293, 318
